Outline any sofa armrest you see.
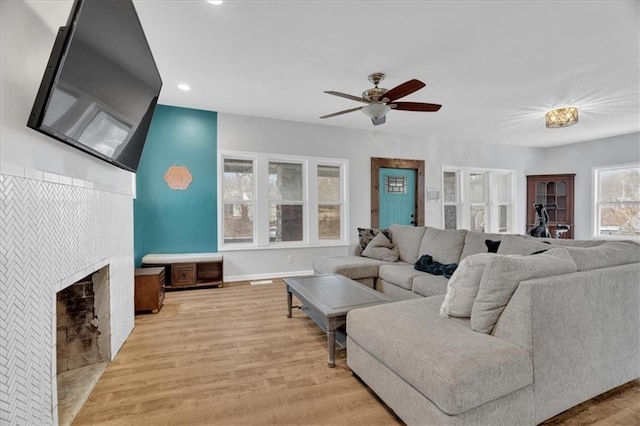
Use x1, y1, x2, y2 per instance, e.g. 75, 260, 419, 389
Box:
493, 262, 640, 423
349, 243, 363, 256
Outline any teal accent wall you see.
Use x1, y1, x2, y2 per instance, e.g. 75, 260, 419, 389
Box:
134, 104, 217, 266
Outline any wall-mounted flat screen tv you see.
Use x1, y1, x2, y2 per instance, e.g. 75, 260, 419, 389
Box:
27, 0, 162, 172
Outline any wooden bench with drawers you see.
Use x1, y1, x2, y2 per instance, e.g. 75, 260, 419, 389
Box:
141, 252, 223, 290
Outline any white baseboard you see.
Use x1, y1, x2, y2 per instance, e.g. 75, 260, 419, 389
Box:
224, 269, 314, 283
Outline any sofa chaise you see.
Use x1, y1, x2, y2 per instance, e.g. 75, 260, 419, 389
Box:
313, 225, 640, 425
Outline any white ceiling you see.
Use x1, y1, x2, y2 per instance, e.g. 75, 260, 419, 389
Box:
28, 0, 640, 148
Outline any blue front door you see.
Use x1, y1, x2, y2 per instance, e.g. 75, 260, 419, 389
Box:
379, 168, 416, 228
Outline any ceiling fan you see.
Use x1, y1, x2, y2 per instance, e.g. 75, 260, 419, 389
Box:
320, 73, 442, 126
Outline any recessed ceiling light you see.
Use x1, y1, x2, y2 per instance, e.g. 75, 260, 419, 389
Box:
207, 0, 224, 5
178, 84, 191, 91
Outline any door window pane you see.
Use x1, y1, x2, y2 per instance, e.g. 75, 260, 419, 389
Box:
386, 176, 406, 194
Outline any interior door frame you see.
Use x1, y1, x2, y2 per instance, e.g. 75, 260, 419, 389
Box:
371, 157, 425, 228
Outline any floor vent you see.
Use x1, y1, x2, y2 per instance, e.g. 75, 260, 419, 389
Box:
250, 279, 274, 285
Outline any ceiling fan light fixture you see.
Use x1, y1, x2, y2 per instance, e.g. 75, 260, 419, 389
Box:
545, 107, 578, 128
361, 103, 391, 120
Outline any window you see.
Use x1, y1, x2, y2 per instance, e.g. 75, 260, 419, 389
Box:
496, 172, 512, 233
469, 172, 487, 232
219, 151, 347, 248
318, 165, 342, 240
443, 171, 459, 230
222, 158, 255, 244
442, 167, 515, 233
594, 164, 640, 237
269, 161, 304, 242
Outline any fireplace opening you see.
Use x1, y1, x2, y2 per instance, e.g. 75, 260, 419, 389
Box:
56, 266, 111, 425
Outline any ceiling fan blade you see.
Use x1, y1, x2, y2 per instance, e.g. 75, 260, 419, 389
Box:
391, 102, 442, 112
324, 91, 367, 103
319, 106, 363, 119
371, 115, 386, 126
383, 79, 426, 102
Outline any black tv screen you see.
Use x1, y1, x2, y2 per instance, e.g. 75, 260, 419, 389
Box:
27, 0, 162, 172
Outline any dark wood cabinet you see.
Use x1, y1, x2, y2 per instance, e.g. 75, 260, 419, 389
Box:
134, 267, 165, 313
526, 174, 575, 239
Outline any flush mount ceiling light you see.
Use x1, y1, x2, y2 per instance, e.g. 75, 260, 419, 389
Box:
207, 0, 224, 5
178, 83, 191, 91
545, 107, 579, 128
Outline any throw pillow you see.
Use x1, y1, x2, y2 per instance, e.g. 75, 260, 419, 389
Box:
440, 253, 495, 318
496, 235, 551, 256
470, 248, 577, 334
361, 231, 399, 262
485, 239, 501, 253
357, 227, 391, 251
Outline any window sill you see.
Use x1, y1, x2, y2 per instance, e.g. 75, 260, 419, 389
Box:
218, 242, 350, 252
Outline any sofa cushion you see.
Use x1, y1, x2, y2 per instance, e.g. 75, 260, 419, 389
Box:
411, 274, 449, 297
497, 235, 551, 255
379, 264, 427, 290
419, 227, 467, 264
347, 296, 533, 415
440, 253, 495, 318
471, 248, 577, 334
312, 256, 390, 280
361, 232, 399, 262
460, 231, 506, 260
562, 241, 640, 271
390, 225, 426, 264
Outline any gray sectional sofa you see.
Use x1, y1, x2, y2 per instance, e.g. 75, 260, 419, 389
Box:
312, 225, 640, 425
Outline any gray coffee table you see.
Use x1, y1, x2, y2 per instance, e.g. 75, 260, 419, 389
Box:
285, 274, 390, 367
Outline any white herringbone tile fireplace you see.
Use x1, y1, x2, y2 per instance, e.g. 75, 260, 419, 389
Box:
0, 168, 135, 425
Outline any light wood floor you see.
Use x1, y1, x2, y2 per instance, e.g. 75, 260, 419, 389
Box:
73, 280, 640, 425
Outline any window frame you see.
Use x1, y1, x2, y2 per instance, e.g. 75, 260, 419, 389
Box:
592, 163, 640, 239
442, 166, 516, 233
218, 150, 349, 250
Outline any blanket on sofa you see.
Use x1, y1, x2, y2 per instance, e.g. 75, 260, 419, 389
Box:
415, 254, 458, 279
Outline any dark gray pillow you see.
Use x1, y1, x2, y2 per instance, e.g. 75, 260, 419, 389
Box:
357, 227, 391, 250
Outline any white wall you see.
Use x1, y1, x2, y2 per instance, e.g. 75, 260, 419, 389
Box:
217, 112, 543, 279
530, 132, 640, 239
0, 2, 135, 424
